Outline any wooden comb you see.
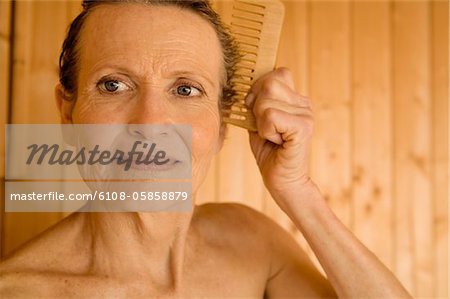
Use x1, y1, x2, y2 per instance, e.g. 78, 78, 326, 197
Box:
223, 0, 285, 132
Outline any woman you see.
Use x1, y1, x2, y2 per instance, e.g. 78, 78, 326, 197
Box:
0, 0, 412, 297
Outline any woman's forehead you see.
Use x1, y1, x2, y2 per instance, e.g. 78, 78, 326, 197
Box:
78, 4, 223, 83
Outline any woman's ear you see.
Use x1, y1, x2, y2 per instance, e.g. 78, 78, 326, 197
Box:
55, 84, 78, 146
55, 84, 75, 124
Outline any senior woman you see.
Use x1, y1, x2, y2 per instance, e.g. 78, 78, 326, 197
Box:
0, 0, 411, 298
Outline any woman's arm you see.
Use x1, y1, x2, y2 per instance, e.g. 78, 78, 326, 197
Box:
247, 67, 412, 298
273, 180, 411, 298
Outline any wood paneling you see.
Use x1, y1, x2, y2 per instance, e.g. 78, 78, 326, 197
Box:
0, 0, 12, 257
1, 1, 448, 298
431, 1, 449, 297
309, 1, 352, 228
11, 1, 69, 124
352, 1, 393, 270
393, 2, 433, 294
3, 0, 81, 256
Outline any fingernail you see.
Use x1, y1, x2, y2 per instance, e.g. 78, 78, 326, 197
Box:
245, 93, 255, 106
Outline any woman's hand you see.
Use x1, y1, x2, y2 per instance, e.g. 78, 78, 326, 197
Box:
247, 67, 313, 209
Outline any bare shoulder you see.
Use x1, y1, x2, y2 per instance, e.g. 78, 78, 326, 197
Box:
194, 202, 272, 225
0, 252, 44, 297
193, 202, 283, 239
0, 213, 85, 267
0, 270, 44, 298
192, 202, 293, 259
0, 213, 88, 297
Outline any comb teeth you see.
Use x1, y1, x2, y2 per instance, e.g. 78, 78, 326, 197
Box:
224, 0, 285, 132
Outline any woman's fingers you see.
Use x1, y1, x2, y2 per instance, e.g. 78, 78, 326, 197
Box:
246, 67, 313, 142
247, 78, 311, 109
252, 97, 312, 117
250, 67, 296, 93
254, 108, 313, 145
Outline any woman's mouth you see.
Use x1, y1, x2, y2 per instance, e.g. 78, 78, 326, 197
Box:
128, 158, 182, 171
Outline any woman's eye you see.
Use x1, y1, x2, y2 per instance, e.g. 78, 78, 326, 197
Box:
176, 85, 202, 97
99, 79, 129, 93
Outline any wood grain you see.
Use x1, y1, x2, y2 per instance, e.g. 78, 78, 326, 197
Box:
309, 1, 352, 227
4, 0, 80, 256
0, 0, 12, 256
393, 1, 433, 295
10, 1, 65, 124
431, 1, 449, 297
352, 0, 393, 270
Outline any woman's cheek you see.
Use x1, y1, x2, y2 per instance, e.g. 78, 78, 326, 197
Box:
72, 96, 126, 123
190, 106, 222, 194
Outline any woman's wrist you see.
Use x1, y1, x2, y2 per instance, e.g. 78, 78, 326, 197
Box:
270, 178, 328, 218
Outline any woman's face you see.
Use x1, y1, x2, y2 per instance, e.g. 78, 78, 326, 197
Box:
62, 4, 225, 197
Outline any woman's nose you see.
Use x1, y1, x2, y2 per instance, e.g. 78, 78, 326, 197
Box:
127, 123, 171, 140
127, 88, 174, 138
128, 88, 173, 125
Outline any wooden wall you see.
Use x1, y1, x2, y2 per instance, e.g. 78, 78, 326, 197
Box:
0, 0, 82, 264
0, 1, 448, 298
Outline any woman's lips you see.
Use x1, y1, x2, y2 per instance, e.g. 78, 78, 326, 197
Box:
129, 158, 181, 171
113, 153, 183, 171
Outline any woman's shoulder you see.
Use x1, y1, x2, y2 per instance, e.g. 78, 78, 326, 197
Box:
0, 250, 56, 297
0, 269, 55, 298
0, 213, 90, 297
192, 202, 289, 249
0, 213, 87, 276
194, 202, 274, 230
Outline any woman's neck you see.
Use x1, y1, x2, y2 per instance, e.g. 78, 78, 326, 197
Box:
82, 211, 194, 290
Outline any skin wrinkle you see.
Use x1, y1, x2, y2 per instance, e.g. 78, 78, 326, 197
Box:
83, 55, 218, 96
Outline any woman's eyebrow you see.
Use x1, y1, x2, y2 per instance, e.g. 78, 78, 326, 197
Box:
169, 70, 217, 89
87, 64, 135, 78
87, 64, 217, 87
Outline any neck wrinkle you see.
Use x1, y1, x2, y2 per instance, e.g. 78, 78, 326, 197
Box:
84, 211, 193, 291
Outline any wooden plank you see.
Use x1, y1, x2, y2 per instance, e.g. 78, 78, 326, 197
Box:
10, 0, 66, 124
4, 0, 78, 255
0, 0, 11, 135
431, 1, 449, 297
392, 1, 433, 296
351, 1, 393, 270
309, 1, 352, 227
277, 0, 309, 96
67, 0, 82, 21
0, 0, 12, 257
